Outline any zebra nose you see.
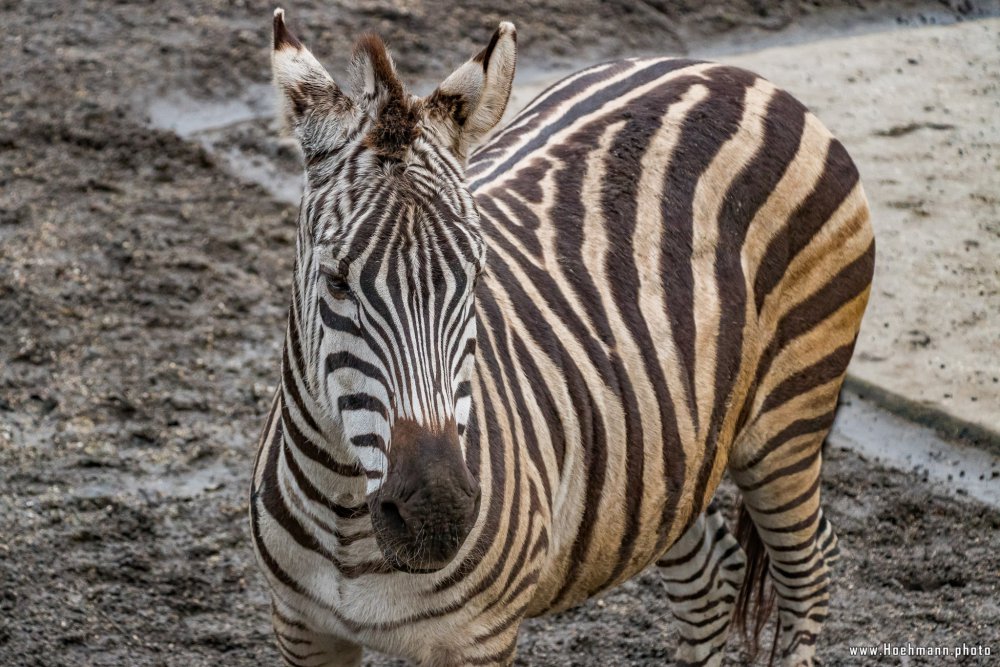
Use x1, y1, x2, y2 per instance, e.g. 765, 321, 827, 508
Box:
375, 480, 480, 559
372, 476, 480, 571
370, 419, 480, 571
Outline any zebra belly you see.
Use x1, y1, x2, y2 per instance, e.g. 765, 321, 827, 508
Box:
523, 404, 718, 616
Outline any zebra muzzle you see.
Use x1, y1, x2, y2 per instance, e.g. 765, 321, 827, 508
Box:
369, 418, 481, 573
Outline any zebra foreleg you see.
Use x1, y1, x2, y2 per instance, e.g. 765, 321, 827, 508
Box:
657, 501, 746, 667
269, 599, 363, 667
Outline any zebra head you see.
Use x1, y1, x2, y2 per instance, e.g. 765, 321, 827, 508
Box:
271, 10, 516, 572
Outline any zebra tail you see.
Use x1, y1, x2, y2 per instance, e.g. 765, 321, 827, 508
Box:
733, 501, 779, 665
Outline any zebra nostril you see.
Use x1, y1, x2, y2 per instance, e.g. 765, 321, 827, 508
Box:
379, 501, 408, 536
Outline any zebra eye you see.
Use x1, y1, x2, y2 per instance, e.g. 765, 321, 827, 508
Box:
321, 266, 353, 300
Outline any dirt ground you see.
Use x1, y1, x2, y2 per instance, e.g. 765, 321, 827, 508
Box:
2, 1, 999, 666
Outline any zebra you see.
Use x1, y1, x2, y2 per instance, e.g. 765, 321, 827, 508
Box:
250, 8, 874, 667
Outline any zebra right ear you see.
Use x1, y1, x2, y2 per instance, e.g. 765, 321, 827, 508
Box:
271, 8, 352, 153
423, 22, 517, 163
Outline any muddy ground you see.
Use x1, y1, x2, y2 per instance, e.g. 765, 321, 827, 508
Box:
2, 1, 999, 665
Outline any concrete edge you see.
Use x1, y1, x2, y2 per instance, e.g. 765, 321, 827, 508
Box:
843, 374, 1000, 457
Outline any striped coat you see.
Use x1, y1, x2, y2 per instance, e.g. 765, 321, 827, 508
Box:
251, 12, 873, 667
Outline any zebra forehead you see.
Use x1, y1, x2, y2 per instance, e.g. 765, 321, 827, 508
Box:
364, 94, 422, 159
335, 195, 483, 262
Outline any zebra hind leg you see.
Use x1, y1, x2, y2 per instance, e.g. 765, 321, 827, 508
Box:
657, 500, 747, 667
730, 429, 837, 667
816, 511, 840, 567
270, 598, 363, 667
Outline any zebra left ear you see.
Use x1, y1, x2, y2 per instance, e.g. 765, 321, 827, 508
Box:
424, 22, 517, 162
271, 9, 352, 155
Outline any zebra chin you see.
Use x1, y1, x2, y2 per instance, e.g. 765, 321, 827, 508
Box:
367, 418, 481, 573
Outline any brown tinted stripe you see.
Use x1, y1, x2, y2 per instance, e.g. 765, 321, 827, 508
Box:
731, 409, 836, 473
464, 638, 521, 666
660, 69, 751, 434
740, 240, 874, 427
738, 447, 820, 494
695, 80, 808, 504
471, 576, 538, 644
753, 138, 860, 313
766, 506, 822, 535
755, 475, 822, 516
758, 342, 855, 415
773, 240, 875, 348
